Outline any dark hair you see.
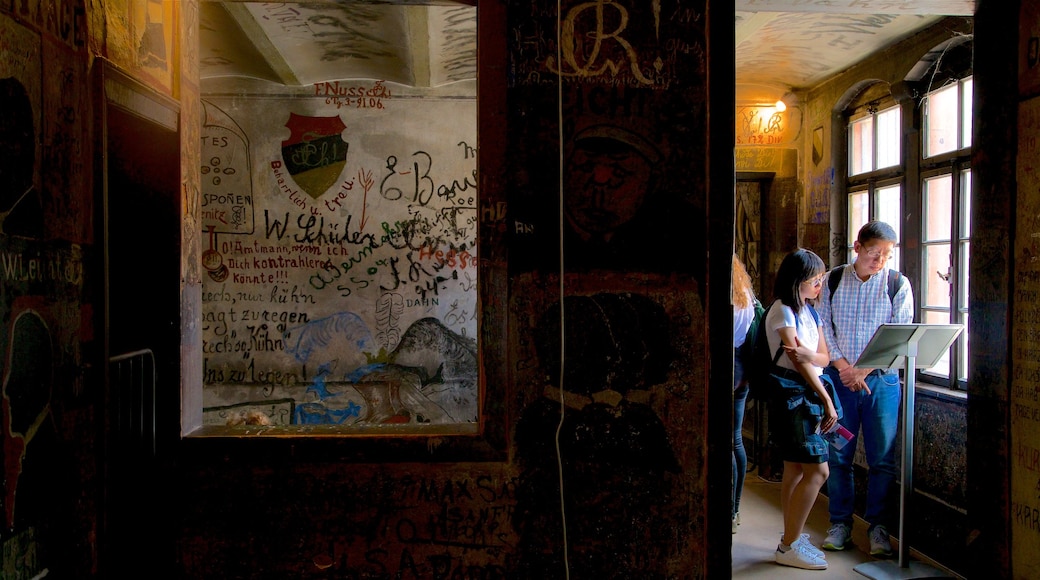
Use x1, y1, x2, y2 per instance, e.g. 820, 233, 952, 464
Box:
857, 220, 898, 245
772, 248, 825, 313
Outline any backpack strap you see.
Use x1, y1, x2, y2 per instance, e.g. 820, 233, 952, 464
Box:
887, 268, 901, 302
827, 266, 843, 302
829, 264, 902, 304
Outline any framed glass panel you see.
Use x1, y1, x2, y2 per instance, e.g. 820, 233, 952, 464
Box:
923, 175, 953, 242
848, 189, 869, 261
961, 78, 973, 150
924, 83, 958, 158
958, 315, 969, 382
961, 169, 972, 235
876, 183, 901, 269
960, 241, 970, 312
923, 243, 952, 309
876, 183, 901, 237
849, 116, 874, 175
876, 106, 901, 169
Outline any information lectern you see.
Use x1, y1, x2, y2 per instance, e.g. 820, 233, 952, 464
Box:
852, 323, 963, 580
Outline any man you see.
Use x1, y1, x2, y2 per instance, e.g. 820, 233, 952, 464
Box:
818, 220, 914, 558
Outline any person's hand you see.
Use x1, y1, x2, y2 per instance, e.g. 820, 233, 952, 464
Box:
783, 337, 813, 364
838, 365, 872, 395
821, 402, 839, 433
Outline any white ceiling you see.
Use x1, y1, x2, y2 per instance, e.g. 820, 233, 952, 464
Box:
200, 2, 477, 88
200, 1, 974, 100
735, 0, 974, 103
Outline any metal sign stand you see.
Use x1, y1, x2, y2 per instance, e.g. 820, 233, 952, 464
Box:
851, 323, 964, 580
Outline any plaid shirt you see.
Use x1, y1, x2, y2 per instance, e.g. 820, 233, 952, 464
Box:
819, 264, 914, 366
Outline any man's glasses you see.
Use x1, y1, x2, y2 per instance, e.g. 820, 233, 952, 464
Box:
863, 247, 894, 260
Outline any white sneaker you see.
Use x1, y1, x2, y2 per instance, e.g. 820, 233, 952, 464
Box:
793, 534, 824, 558
779, 532, 824, 558
775, 541, 828, 570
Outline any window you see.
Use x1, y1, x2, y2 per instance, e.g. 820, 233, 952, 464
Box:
846, 101, 903, 268
849, 105, 901, 176
919, 77, 973, 387
843, 74, 973, 390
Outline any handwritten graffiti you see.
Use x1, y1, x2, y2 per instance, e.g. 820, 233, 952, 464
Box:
546, 0, 654, 85
380, 151, 477, 208
202, 101, 256, 233
736, 106, 786, 145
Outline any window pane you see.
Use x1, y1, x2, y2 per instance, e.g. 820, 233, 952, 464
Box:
876, 106, 901, 169
961, 78, 973, 150
925, 83, 958, 158
924, 243, 951, 308
960, 240, 970, 307
922, 309, 951, 377
961, 169, 972, 237
959, 315, 969, 383
849, 190, 869, 246
850, 117, 874, 175
876, 184, 901, 237
924, 175, 953, 242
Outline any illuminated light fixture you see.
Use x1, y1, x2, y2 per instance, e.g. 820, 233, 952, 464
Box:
774, 99, 786, 112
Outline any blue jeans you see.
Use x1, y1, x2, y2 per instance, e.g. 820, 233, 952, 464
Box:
824, 366, 901, 530
733, 380, 749, 518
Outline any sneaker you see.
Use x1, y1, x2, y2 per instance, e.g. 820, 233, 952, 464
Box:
775, 541, 828, 570
732, 515, 738, 534
779, 532, 824, 558
792, 534, 824, 558
822, 523, 851, 551
869, 525, 894, 557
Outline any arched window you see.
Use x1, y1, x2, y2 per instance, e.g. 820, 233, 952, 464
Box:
915, 37, 973, 388
845, 85, 904, 268
841, 36, 973, 390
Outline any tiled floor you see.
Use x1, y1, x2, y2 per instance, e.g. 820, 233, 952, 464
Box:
731, 470, 960, 579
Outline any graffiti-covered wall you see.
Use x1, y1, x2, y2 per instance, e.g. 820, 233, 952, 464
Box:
2, 0, 109, 576
199, 82, 478, 429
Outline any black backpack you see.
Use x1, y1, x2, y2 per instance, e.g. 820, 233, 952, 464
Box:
745, 300, 820, 401
737, 297, 766, 390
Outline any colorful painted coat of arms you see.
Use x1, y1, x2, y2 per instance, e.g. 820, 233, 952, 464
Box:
281, 113, 349, 199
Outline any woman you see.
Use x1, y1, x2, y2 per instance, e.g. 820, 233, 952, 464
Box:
731, 254, 756, 534
767, 249, 839, 570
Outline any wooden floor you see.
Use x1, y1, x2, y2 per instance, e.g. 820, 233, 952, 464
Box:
731, 469, 962, 579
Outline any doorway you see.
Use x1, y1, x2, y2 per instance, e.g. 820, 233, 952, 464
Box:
97, 64, 182, 574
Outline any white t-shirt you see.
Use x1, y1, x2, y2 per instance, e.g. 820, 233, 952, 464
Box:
764, 299, 824, 376
733, 289, 755, 348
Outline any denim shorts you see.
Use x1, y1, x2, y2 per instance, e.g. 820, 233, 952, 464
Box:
769, 370, 836, 464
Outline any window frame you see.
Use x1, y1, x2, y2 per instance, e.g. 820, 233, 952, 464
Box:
844, 96, 905, 267
839, 74, 973, 392
917, 76, 973, 389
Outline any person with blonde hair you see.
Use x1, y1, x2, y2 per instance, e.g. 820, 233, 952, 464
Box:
731, 254, 756, 534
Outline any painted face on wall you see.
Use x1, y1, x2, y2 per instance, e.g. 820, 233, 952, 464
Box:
564, 135, 655, 240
